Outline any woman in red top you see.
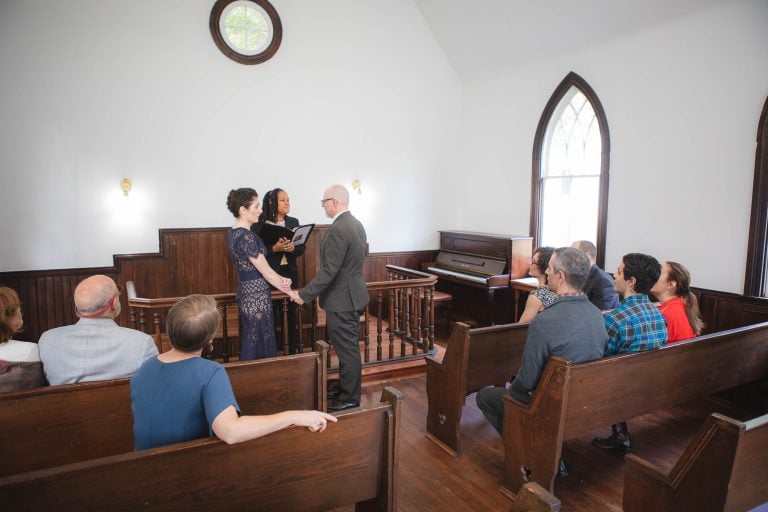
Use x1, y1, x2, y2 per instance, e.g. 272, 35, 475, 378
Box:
651, 261, 704, 343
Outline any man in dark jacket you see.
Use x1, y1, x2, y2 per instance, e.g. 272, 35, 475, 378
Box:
294, 184, 368, 411
571, 240, 619, 310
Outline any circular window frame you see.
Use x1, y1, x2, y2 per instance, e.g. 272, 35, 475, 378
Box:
209, 0, 283, 65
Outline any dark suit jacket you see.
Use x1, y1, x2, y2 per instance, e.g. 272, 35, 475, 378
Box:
299, 211, 368, 312
584, 265, 619, 310
251, 215, 305, 285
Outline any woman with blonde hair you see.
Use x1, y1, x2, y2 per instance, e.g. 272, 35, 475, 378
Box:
650, 261, 704, 343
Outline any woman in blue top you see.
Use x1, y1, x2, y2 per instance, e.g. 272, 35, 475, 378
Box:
227, 188, 293, 360
130, 294, 336, 450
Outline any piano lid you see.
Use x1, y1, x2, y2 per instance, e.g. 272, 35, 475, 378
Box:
431, 250, 507, 278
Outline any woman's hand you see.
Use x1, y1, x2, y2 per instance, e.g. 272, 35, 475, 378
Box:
272, 237, 293, 253
294, 410, 338, 432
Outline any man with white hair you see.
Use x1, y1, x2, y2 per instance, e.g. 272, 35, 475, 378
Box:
293, 184, 368, 411
39, 274, 158, 385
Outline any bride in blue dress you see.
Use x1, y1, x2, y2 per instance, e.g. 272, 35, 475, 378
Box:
226, 188, 293, 360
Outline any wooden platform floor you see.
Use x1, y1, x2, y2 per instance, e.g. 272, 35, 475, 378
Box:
332, 373, 754, 512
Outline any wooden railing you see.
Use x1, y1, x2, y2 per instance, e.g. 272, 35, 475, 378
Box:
126, 265, 438, 369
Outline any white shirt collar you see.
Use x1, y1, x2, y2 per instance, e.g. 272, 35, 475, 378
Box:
332, 209, 349, 222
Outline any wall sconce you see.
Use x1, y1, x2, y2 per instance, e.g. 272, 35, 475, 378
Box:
120, 178, 132, 196
351, 179, 362, 195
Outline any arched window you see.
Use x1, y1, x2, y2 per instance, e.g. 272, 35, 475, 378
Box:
744, 96, 768, 296
530, 72, 610, 266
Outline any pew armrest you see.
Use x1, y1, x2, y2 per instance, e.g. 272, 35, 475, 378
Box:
624, 453, 670, 482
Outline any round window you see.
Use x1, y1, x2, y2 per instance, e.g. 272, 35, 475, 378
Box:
210, 0, 282, 65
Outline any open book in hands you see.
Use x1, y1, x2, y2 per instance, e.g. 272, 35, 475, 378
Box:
255, 223, 315, 247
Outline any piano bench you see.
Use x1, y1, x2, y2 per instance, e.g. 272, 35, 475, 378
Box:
433, 291, 453, 336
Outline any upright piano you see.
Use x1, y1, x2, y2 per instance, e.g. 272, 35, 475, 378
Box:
426, 231, 533, 326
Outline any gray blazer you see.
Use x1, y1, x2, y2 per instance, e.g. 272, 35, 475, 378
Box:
38, 317, 158, 385
299, 211, 369, 312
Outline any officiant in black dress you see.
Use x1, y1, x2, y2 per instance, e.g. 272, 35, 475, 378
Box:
251, 188, 306, 354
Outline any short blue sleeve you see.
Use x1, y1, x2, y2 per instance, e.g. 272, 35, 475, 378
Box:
203, 365, 240, 427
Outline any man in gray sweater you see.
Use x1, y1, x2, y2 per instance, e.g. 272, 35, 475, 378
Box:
476, 247, 608, 433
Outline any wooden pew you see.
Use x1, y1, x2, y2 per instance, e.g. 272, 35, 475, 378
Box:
0, 387, 403, 512
0, 342, 328, 477
501, 322, 768, 496
508, 482, 561, 512
623, 411, 768, 512
425, 321, 528, 455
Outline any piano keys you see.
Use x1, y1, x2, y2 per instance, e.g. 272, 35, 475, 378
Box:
426, 231, 533, 326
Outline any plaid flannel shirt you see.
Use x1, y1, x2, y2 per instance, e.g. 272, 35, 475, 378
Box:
604, 294, 668, 356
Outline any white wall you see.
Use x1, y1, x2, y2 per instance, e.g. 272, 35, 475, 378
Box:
3, 0, 768, 295
0, 0, 462, 271
448, 0, 768, 293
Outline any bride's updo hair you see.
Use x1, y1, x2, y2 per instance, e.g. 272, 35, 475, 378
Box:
226, 188, 258, 218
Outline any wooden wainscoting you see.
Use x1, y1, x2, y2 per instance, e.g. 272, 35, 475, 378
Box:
0, 267, 118, 343
0, 226, 438, 341
695, 287, 768, 333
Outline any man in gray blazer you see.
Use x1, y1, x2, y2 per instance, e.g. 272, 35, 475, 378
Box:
294, 185, 368, 411
39, 275, 158, 385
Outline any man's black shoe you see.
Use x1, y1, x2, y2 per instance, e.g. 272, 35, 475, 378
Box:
592, 432, 632, 452
327, 386, 341, 400
328, 399, 360, 412
593, 421, 632, 452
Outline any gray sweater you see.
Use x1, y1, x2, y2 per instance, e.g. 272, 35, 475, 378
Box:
510, 295, 608, 403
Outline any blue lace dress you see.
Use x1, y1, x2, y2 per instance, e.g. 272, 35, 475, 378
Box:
227, 228, 277, 360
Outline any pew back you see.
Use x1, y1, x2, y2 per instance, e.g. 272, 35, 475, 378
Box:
0, 387, 403, 512
564, 324, 768, 437
623, 412, 768, 512
425, 321, 528, 455
502, 322, 768, 495
0, 343, 327, 477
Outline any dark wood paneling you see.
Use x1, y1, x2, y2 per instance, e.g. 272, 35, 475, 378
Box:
0, 268, 117, 342
6, 231, 768, 344
695, 287, 768, 334
0, 226, 438, 341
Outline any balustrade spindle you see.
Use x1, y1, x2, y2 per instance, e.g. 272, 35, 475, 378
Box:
388, 288, 396, 359
413, 287, 422, 355
295, 303, 304, 353
219, 303, 230, 363
425, 287, 435, 352
153, 311, 162, 354
279, 298, 289, 355
376, 291, 383, 361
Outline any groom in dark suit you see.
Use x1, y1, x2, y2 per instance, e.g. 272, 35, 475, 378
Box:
294, 184, 368, 411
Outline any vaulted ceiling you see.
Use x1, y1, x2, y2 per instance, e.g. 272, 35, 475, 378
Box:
412, 0, 734, 79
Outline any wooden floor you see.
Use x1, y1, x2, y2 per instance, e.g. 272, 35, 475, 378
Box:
333, 370, 754, 512
224, 320, 759, 510
326, 325, 761, 511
